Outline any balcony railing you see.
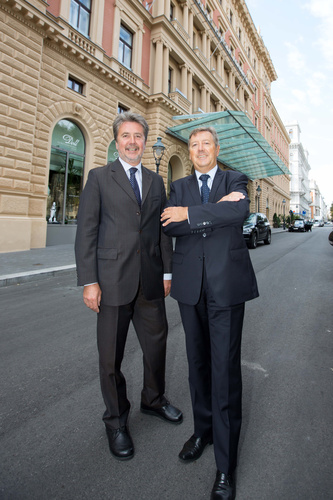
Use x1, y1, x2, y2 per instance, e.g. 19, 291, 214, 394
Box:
171, 19, 190, 43
68, 30, 96, 56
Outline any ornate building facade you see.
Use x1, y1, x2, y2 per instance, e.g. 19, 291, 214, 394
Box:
285, 122, 312, 218
0, 0, 290, 251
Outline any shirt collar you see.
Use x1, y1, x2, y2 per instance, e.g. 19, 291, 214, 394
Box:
119, 157, 142, 174
195, 165, 218, 182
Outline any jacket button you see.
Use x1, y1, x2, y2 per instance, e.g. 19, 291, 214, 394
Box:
203, 233, 207, 238
136, 211, 140, 216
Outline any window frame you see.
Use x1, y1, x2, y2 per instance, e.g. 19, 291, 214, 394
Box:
69, 0, 91, 37
118, 24, 133, 69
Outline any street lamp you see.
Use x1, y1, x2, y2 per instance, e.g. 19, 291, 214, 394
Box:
282, 198, 286, 230
152, 137, 165, 175
256, 185, 261, 212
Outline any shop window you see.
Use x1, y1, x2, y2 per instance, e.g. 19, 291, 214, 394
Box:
108, 140, 119, 163
119, 24, 133, 69
68, 76, 84, 94
47, 119, 85, 225
69, 0, 91, 37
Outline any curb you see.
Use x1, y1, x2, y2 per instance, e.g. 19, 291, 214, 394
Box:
0, 265, 76, 287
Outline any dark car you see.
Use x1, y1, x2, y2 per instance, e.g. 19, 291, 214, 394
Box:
288, 219, 306, 232
243, 213, 271, 249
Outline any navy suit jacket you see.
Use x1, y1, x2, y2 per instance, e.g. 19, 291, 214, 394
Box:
75, 159, 172, 306
163, 168, 259, 307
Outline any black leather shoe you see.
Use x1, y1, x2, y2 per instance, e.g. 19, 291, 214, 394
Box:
211, 470, 236, 500
140, 401, 183, 424
178, 434, 213, 462
105, 426, 134, 460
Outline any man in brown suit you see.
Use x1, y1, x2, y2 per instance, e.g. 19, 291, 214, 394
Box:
75, 112, 182, 461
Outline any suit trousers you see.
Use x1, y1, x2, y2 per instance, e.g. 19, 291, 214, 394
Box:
97, 283, 168, 429
178, 268, 245, 474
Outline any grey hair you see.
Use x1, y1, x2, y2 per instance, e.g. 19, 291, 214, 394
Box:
113, 111, 149, 142
188, 127, 219, 149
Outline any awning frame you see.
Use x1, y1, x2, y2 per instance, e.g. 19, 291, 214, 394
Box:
167, 110, 291, 180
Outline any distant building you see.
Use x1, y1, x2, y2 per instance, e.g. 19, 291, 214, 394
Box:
0, 0, 290, 252
309, 179, 327, 221
285, 122, 312, 218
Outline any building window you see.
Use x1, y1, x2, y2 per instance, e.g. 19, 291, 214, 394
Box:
69, 0, 91, 37
67, 76, 84, 94
119, 25, 133, 69
48, 120, 85, 225
238, 28, 241, 41
170, 3, 174, 21
253, 58, 256, 70
118, 104, 129, 114
247, 47, 251, 58
168, 67, 173, 94
229, 10, 233, 25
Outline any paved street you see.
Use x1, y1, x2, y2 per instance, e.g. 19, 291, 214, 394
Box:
0, 227, 332, 499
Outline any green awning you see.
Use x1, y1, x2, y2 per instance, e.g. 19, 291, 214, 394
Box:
167, 110, 290, 180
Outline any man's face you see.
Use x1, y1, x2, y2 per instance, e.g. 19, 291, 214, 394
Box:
116, 122, 146, 166
189, 131, 220, 173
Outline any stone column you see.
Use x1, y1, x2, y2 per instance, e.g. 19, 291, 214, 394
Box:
156, 0, 164, 16
164, 0, 171, 19
181, 65, 187, 97
187, 70, 193, 108
183, 3, 189, 34
135, 27, 143, 76
154, 40, 164, 93
202, 31, 207, 58
200, 85, 206, 111
112, 4, 121, 58
206, 35, 210, 62
189, 9, 193, 47
163, 44, 170, 95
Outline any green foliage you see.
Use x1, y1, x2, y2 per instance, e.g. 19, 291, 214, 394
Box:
273, 213, 281, 228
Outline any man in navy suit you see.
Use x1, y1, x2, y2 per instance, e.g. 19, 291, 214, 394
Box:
75, 112, 182, 461
161, 126, 259, 499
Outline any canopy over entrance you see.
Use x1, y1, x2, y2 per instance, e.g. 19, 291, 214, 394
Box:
167, 110, 290, 180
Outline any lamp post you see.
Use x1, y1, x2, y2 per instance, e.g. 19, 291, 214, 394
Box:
152, 137, 165, 175
282, 198, 286, 230
256, 185, 261, 212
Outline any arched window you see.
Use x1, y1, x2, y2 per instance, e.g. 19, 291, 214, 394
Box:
108, 140, 119, 162
47, 119, 85, 225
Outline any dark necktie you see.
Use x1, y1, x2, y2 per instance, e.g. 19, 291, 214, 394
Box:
200, 174, 210, 204
129, 167, 141, 208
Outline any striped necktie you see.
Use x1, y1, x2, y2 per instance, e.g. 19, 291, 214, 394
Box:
129, 167, 141, 208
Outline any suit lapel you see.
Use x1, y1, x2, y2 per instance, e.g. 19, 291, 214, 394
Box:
110, 159, 139, 205
187, 174, 201, 205
210, 168, 225, 202
141, 166, 152, 206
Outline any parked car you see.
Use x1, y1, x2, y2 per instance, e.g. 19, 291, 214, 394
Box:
243, 213, 271, 249
289, 219, 306, 232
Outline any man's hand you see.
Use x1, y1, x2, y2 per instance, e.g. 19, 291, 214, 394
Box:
218, 191, 245, 203
83, 283, 102, 313
163, 279, 171, 297
161, 206, 188, 226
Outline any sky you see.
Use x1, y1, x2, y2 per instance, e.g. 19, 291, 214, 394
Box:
245, 0, 333, 208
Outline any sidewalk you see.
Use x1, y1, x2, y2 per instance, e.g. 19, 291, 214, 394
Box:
0, 228, 286, 287
0, 244, 76, 287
